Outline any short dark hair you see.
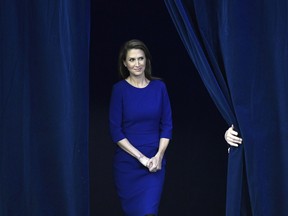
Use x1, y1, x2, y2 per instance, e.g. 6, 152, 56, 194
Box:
118, 39, 153, 80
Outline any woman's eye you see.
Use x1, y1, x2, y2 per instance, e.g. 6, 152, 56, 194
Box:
139, 57, 144, 60
129, 58, 135, 62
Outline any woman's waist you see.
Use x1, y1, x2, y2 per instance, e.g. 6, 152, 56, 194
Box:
123, 129, 159, 135
123, 131, 159, 146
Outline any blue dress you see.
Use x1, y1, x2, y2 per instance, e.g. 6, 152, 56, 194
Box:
109, 79, 172, 216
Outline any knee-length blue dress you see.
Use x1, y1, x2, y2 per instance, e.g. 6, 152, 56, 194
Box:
109, 79, 172, 216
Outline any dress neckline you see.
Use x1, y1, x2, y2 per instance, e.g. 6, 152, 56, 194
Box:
124, 79, 151, 89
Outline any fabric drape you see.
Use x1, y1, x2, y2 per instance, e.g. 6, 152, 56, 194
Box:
0, 1, 90, 215
165, 0, 288, 215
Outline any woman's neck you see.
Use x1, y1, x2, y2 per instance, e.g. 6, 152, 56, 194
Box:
126, 76, 149, 88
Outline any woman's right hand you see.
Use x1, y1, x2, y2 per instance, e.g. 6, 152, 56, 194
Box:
224, 125, 243, 147
138, 155, 159, 172
138, 155, 151, 168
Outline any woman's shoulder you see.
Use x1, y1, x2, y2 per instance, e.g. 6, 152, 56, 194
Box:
111, 80, 128, 97
150, 79, 167, 89
112, 80, 126, 89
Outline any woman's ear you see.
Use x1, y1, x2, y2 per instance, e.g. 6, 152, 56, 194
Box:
123, 61, 127, 67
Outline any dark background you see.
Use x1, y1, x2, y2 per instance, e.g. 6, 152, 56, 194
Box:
89, 1, 228, 215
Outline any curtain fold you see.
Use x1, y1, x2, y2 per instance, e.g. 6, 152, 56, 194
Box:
165, 0, 237, 125
165, 0, 288, 215
0, 1, 90, 215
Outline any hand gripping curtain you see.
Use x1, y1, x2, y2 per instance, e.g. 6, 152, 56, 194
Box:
165, 0, 288, 216
0, 1, 90, 215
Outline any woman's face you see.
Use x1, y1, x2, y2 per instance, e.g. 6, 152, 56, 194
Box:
123, 49, 146, 77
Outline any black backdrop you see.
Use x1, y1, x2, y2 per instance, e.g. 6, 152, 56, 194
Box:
89, 1, 228, 215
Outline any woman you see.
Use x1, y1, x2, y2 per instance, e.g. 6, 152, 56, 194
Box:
109, 39, 173, 216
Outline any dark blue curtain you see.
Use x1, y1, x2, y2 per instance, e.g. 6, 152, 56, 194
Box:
165, 0, 288, 215
0, 1, 90, 215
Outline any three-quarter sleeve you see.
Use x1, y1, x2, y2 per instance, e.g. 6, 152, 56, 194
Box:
160, 82, 173, 139
109, 85, 126, 143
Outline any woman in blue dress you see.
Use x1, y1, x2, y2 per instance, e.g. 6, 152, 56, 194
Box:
109, 39, 173, 216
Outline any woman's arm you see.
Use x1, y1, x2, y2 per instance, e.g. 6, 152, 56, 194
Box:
148, 138, 170, 172
117, 138, 151, 168
148, 82, 173, 172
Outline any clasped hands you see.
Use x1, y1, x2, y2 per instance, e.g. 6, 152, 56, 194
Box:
138, 154, 162, 173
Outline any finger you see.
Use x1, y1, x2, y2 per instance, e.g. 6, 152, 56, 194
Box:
227, 137, 242, 146
149, 163, 157, 172
227, 140, 242, 146
151, 164, 157, 172
226, 136, 236, 142
235, 138, 242, 144
228, 127, 238, 135
148, 161, 153, 168
228, 141, 238, 147
145, 158, 151, 167
230, 136, 242, 144
227, 132, 241, 140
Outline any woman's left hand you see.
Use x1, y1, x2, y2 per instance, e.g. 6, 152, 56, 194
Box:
148, 154, 163, 173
